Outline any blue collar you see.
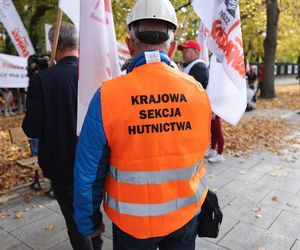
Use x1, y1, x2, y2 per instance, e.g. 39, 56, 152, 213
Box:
127, 50, 171, 73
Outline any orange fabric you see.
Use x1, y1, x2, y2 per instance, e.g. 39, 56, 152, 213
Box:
104, 188, 208, 239
105, 164, 206, 204
101, 62, 211, 239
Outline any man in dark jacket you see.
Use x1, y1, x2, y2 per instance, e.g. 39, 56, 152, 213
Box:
22, 22, 102, 250
178, 39, 209, 89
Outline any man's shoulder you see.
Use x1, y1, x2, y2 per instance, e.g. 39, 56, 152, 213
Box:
192, 61, 208, 70
39, 58, 78, 78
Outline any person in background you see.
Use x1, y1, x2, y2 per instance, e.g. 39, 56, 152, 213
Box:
0, 88, 15, 116
246, 66, 257, 89
206, 114, 225, 163
178, 40, 225, 163
246, 83, 257, 112
256, 63, 264, 97
73, 0, 211, 249
22, 22, 102, 250
178, 39, 209, 89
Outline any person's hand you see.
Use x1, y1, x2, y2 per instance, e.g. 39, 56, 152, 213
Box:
91, 221, 105, 238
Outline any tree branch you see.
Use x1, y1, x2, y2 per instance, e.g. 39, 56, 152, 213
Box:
175, 1, 191, 12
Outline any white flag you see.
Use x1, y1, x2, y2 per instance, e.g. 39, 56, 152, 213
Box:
77, 0, 121, 133
192, 0, 246, 125
45, 24, 52, 52
0, 0, 35, 57
58, 0, 80, 31
196, 21, 209, 65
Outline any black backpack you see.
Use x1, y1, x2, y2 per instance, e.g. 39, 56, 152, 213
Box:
198, 189, 223, 238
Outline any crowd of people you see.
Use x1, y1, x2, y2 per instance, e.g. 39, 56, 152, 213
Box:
0, 88, 26, 116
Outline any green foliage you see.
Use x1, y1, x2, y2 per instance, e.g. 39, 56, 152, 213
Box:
0, 0, 299, 62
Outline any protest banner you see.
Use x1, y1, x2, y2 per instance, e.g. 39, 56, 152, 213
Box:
192, 0, 246, 125
0, 0, 35, 57
77, 0, 121, 133
0, 53, 28, 88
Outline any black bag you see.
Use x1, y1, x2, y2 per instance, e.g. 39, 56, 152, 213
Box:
198, 189, 223, 238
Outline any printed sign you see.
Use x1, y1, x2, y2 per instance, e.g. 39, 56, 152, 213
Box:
0, 53, 28, 88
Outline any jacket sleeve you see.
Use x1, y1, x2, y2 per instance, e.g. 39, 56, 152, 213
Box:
73, 89, 109, 236
22, 74, 44, 138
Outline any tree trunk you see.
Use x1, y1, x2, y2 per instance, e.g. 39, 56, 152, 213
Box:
261, 0, 279, 98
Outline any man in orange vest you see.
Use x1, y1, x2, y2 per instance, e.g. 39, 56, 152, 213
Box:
73, 0, 211, 249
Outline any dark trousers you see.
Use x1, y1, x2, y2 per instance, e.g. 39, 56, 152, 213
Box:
52, 180, 103, 250
113, 216, 199, 250
211, 116, 224, 155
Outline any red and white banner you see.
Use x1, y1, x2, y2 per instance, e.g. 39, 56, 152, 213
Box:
78, 0, 121, 133
58, 0, 80, 31
0, 53, 28, 88
192, 0, 246, 125
196, 21, 209, 65
0, 0, 35, 57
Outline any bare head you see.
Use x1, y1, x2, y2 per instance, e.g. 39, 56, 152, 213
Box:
48, 22, 78, 60
125, 0, 178, 56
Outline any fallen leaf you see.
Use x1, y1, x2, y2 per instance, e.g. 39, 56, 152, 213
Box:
24, 194, 33, 203
37, 191, 46, 197
0, 199, 7, 206
257, 247, 266, 250
0, 212, 6, 219
45, 224, 55, 231
270, 172, 283, 177
15, 211, 23, 219
272, 196, 279, 201
252, 207, 261, 213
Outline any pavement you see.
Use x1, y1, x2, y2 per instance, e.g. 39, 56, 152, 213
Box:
275, 75, 299, 86
0, 86, 300, 249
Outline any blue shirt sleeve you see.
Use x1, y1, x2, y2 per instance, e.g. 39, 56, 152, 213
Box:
73, 89, 109, 236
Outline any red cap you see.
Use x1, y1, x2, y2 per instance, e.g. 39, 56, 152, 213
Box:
178, 40, 201, 52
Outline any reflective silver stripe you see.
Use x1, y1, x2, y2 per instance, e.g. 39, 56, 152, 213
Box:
110, 159, 203, 184
105, 175, 207, 217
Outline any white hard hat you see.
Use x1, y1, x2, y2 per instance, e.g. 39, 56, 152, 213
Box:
127, 0, 178, 30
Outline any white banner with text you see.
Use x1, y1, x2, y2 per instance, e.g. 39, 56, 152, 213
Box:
0, 53, 28, 88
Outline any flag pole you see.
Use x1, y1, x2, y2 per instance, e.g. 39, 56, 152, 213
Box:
49, 9, 63, 67
169, 5, 193, 59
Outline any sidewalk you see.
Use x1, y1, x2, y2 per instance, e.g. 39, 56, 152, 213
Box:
1, 109, 299, 250
275, 75, 299, 86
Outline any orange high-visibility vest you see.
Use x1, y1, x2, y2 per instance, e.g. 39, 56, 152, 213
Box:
101, 62, 211, 239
